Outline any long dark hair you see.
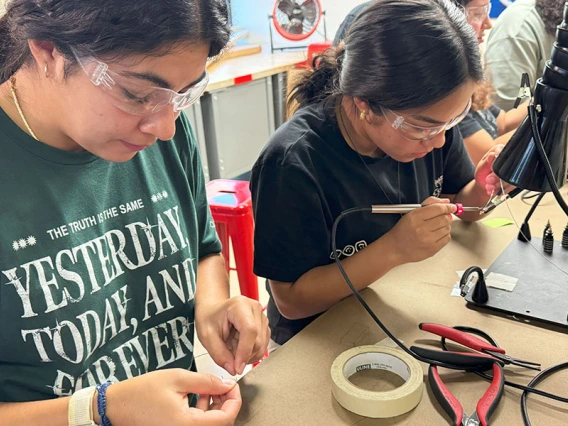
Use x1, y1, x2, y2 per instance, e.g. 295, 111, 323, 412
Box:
0, 0, 231, 84
288, 0, 483, 114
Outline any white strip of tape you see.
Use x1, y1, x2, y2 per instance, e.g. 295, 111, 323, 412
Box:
331, 346, 424, 418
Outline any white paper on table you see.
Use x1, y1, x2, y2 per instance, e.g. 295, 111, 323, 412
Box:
485, 272, 518, 292
450, 282, 462, 297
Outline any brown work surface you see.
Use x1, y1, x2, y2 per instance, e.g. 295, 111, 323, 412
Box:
236, 194, 568, 425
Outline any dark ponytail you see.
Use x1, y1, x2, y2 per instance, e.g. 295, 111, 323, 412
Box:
0, 0, 231, 85
287, 48, 344, 114
289, 0, 483, 114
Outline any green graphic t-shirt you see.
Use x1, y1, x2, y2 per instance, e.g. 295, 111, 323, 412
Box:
0, 108, 221, 402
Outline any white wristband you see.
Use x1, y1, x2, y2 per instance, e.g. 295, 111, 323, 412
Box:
68, 386, 99, 426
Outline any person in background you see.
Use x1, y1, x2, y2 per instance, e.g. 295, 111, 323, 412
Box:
0, 1, 269, 425
485, 0, 565, 110
332, 1, 371, 46
251, 0, 509, 350
456, 0, 529, 164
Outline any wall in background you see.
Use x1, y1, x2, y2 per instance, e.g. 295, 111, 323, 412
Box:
232, 0, 369, 48
0, 0, 367, 46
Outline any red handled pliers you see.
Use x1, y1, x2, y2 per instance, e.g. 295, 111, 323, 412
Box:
428, 362, 504, 426
419, 323, 541, 371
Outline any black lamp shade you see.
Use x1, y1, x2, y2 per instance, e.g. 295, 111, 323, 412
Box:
492, 79, 568, 192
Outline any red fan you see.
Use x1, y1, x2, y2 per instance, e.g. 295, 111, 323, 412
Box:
269, 0, 327, 52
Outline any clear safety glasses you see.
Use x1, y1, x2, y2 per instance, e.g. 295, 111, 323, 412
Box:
379, 98, 472, 141
465, 3, 492, 25
73, 51, 209, 116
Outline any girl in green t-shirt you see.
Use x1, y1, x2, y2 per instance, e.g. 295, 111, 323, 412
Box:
0, 1, 269, 425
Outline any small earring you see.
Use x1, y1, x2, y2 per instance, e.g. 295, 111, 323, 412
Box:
44, 64, 50, 78
359, 110, 367, 121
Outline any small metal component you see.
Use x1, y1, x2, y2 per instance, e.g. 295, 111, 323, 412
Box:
517, 86, 532, 99
479, 190, 511, 215
460, 273, 478, 297
543, 220, 551, 246
371, 204, 479, 215
543, 227, 554, 254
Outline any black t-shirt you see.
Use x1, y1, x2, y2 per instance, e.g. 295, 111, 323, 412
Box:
250, 101, 475, 345
457, 105, 502, 140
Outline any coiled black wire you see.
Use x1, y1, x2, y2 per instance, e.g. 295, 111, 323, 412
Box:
331, 207, 478, 371
521, 362, 568, 426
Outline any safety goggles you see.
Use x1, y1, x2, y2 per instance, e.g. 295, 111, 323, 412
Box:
465, 3, 492, 25
73, 51, 209, 116
379, 98, 472, 141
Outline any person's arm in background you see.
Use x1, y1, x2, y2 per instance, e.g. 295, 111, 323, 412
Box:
459, 102, 524, 165
464, 128, 516, 165
496, 101, 529, 134
461, 102, 523, 165
458, 109, 515, 164
485, 34, 541, 111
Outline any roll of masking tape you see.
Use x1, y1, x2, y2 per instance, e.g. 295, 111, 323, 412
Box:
331, 345, 424, 418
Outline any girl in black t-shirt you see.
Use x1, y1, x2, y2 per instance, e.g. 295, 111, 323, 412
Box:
251, 0, 513, 348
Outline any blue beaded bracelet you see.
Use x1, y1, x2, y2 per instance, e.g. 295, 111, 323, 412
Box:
96, 382, 113, 426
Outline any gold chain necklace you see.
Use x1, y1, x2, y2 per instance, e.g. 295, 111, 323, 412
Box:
9, 77, 39, 141
337, 102, 402, 207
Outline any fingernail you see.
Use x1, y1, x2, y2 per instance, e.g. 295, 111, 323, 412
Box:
239, 363, 246, 374
224, 363, 234, 375
222, 378, 237, 386
450, 204, 457, 212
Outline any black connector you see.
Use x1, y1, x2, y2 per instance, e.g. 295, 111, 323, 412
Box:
543, 227, 554, 254
543, 220, 551, 247
460, 266, 488, 304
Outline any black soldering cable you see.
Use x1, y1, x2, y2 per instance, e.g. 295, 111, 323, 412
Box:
521, 362, 568, 426
521, 191, 541, 202
331, 207, 477, 371
521, 192, 545, 224
517, 191, 545, 241
332, 207, 568, 404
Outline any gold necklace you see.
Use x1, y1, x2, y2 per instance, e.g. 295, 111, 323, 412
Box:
9, 77, 39, 141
